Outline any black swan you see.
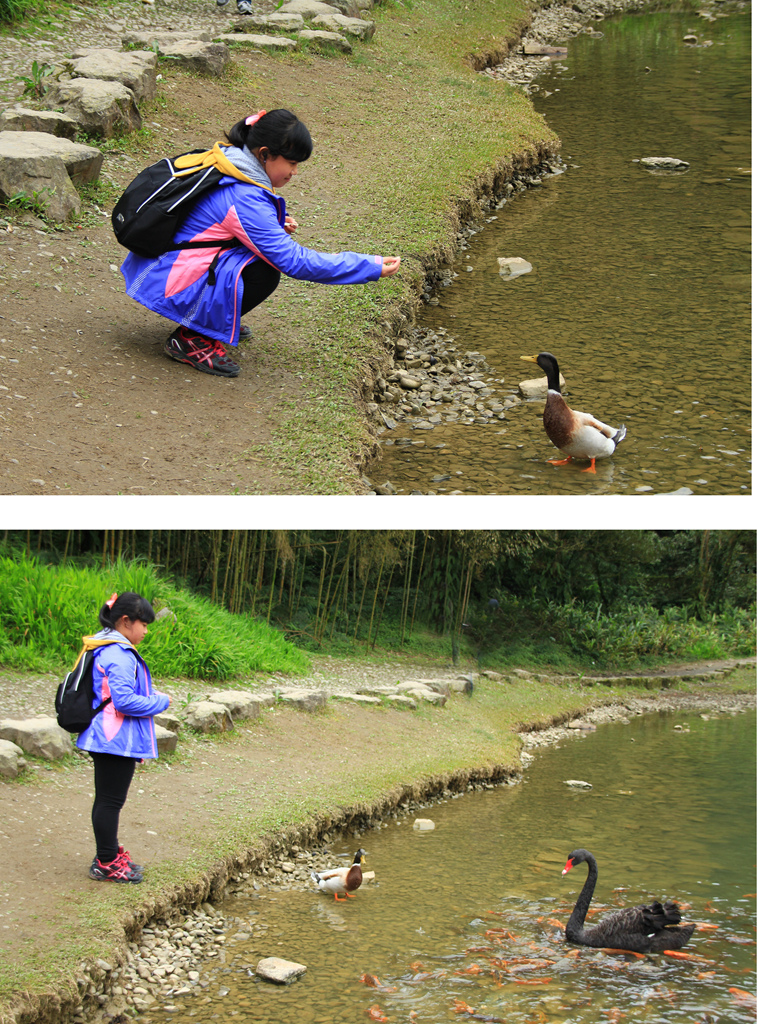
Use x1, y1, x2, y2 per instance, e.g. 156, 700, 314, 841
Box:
562, 849, 695, 952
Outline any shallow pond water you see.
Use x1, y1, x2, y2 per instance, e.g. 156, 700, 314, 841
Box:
371, 9, 751, 494
139, 706, 756, 1023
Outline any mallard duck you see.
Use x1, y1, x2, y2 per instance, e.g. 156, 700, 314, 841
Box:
520, 352, 626, 473
311, 848, 367, 900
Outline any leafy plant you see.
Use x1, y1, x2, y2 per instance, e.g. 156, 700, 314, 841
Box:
3, 187, 54, 218
17, 59, 53, 98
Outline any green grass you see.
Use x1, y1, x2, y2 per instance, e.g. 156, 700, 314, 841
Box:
0, 547, 310, 679
217, 0, 556, 490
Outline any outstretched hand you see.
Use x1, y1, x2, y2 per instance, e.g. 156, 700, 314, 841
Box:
380, 256, 401, 278
284, 215, 299, 235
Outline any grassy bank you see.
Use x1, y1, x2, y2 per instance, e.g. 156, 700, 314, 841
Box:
2, 664, 753, 1023
238, 0, 557, 489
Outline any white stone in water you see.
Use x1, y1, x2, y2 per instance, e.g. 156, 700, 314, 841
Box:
256, 957, 307, 984
639, 156, 690, 171
497, 256, 533, 279
413, 818, 436, 830
563, 779, 593, 789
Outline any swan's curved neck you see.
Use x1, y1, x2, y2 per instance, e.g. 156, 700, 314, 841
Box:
566, 856, 597, 940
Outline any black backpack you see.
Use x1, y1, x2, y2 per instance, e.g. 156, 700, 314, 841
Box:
55, 647, 113, 734
111, 150, 237, 261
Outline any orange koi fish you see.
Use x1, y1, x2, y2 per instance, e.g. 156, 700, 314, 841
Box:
729, 987, 757, 1009
368, 1005, 389, 1022
663, 951, 715, 964
601, 948, 646, 960
456, 964, 484, 975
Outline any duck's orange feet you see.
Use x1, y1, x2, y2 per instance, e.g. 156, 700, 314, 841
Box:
548, 457, 572, 466
334, 894, 346, 901
345, 892, 357, 898
580, 459, 597, 473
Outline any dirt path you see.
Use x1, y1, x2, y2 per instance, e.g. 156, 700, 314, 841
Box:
1, 0, 400, 495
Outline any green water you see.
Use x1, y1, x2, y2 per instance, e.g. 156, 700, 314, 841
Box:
373, 9, 751, 494
142, 706, 756, 1023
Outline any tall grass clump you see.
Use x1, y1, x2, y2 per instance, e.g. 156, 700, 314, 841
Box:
0, 550, 310, 679
0, 0, 32, 24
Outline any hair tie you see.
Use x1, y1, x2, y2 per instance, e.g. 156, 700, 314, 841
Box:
106, 592, 118, 609
245, 109, 266, 126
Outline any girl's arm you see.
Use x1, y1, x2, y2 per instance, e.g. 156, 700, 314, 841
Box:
96, 650, 170, 717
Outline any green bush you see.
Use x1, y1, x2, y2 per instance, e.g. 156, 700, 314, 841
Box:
0, 550, 310, 680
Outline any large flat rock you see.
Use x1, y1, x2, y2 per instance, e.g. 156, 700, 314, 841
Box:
215, 33, 298, 50
65, 48, 157, 103
45, 78, 141, 139
0, 107, 78, 139
0, 131, 103, 221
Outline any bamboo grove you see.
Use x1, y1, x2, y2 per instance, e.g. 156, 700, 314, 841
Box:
4, 531, 755, 668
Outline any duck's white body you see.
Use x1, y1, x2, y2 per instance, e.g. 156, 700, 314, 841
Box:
311, 849, 366, 900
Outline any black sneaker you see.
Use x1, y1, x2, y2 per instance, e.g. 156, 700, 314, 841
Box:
89, 851, 143, 884
239, 323, 252, 341
164, 327, 240, 377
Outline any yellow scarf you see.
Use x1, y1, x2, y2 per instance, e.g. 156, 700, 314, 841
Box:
172, 143, 273, 191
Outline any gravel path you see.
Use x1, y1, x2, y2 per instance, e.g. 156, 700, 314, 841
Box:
0, 0, 267, 104
1, 655, 753, 720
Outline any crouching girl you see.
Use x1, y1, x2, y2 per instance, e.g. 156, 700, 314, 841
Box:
121, 108, 401, 378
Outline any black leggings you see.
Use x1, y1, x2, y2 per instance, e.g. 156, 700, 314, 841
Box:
90, 752, 137, 863
241, 259, 281, 317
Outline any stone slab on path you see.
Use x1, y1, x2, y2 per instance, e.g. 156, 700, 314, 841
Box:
0, 107, 78, 139
159, 40, 231, 76
0, 716, 72, 759
122, 29, 213, 46
311, 13, 375, 39
64, 47, 158, 104
0, 738, 26, 778
298, 29, 353, 52
277, 0, 340, 15
214, 33, 298, 51
0, 130, 102, 221
45, 77, 141, 139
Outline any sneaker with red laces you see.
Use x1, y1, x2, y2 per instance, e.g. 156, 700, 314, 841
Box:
164, 327, 240, 377
119, 845, 142, 873
89, 851, 143, 883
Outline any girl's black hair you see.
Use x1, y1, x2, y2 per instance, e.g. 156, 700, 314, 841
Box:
99, 592, 156, 630
226, 108, 313, 162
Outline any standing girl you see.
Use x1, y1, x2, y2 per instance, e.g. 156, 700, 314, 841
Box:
120, 108, 401, 378
77, 592, 170, 883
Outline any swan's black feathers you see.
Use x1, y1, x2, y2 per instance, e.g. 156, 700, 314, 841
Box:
563, 849, 695, 953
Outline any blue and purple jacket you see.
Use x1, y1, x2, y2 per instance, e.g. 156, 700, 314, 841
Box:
76, 631, 170, 760
120, 145, 384, 347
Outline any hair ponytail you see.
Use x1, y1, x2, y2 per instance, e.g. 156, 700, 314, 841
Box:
226, 108, 313, 162
99, 591, 155, 630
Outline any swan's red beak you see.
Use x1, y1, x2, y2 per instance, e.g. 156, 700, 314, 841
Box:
562, 858, 574, 875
